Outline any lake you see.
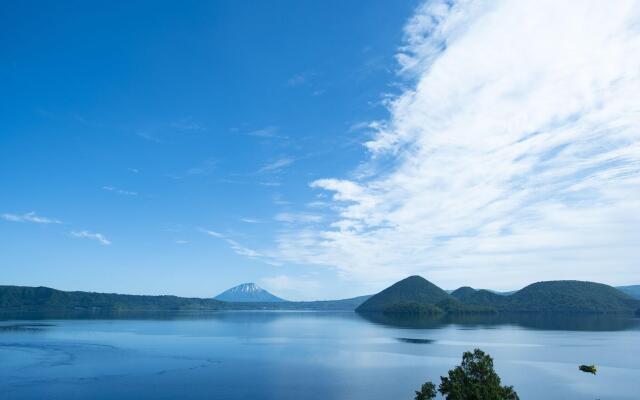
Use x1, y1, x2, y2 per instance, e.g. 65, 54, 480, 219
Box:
1, 311, 639, 399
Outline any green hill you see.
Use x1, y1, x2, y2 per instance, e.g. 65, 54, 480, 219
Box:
506, 281, 640, 314
0, 285, 370, 312
0, 285, 225, 312
452, 281, 640, 314
450, 287, 506, 308
355, 276, 493, 314
359, 277, 640, 316
356, 276, 453, 313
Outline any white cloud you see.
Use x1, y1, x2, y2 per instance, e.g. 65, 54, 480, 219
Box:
186, 158, 217, 176
259, 158, 295, 173
287, 72, 316, 87
71, 230, 111, 245
2, 212, 62, 224
225, 238, 262, 258
241, 218, 261, 224
199, 228, 262, 258
199, 228, 223, 238
272, 0, 640, 289
259, 181, 282, 187
348, 121, 375, 133
102, 186, 138, 196
275, 212, 323, 224
246, 126, 286, 139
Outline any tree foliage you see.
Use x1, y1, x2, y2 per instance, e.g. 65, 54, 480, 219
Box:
415, 382, 437, 400
415, 349, 519, 400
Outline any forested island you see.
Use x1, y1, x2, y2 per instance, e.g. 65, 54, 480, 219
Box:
356, 276, 640, 316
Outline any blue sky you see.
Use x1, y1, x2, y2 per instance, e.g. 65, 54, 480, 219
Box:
2, 0, 639, 300
1, 0, 419, 299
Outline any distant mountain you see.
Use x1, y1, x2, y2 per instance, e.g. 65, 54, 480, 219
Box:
617, 285, 640, 300
447, 288, 516, 296
3, 280, 637, 315
214, 283, 286, 303
452, 281, 640, 314
296, 295, 372, 310
233, 295, 372, 311
450, 287, 504, 307
0, 285, 225, 312
0, 285, 368, 313
356, 276, 455, 313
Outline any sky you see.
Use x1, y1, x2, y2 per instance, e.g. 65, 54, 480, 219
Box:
2, 0, 639, 300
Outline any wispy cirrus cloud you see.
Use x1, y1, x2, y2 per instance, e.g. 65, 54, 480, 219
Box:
199, 228, 224, 238
102, 186, 138, 196
287, 72, 317, 87
270, 0, 640, 289
246, 126, 287, 139
2, 212, 62, 224
275, 212, 323, 224
70, 230, 111, 245
186, 158, 217, 176
199, 228, 262, 258
259, 157, 295, 173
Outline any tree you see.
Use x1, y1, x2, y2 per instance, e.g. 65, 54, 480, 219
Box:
415, 349, 519, 400
439, 349, 518, 400
415, 381, 437, 400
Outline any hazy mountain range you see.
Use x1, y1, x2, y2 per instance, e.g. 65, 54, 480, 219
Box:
1, 278, 638, 315
616, 285, 640, 299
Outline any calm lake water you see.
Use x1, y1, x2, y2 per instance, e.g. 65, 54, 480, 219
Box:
1, 311, 639, 399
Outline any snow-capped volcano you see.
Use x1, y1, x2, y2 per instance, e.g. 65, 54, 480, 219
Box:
214, 283, 286, 302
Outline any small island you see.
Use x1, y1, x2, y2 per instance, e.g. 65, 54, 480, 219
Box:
356, 276, 640, 316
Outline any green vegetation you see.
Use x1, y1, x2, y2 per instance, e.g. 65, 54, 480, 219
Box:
506, 281, 639, 313
359, 277, 640, 316
0, 285, 370, 312
0, 285, 225, 312
450, 287, 505, 309
415, 382, 437, 400
452, 281, 640, 314
415, 349, 519, 400
579, 364, 597, 374
3, 277, 639, 315
435, 298, 498, 315
356, 276, 452, 313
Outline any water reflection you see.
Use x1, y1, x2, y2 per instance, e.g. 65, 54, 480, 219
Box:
356, 312, 640, 331
0, 323, 55, 332
396, 337, 436, 344
1, 310, 638, 332
0, 310, 356, 324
